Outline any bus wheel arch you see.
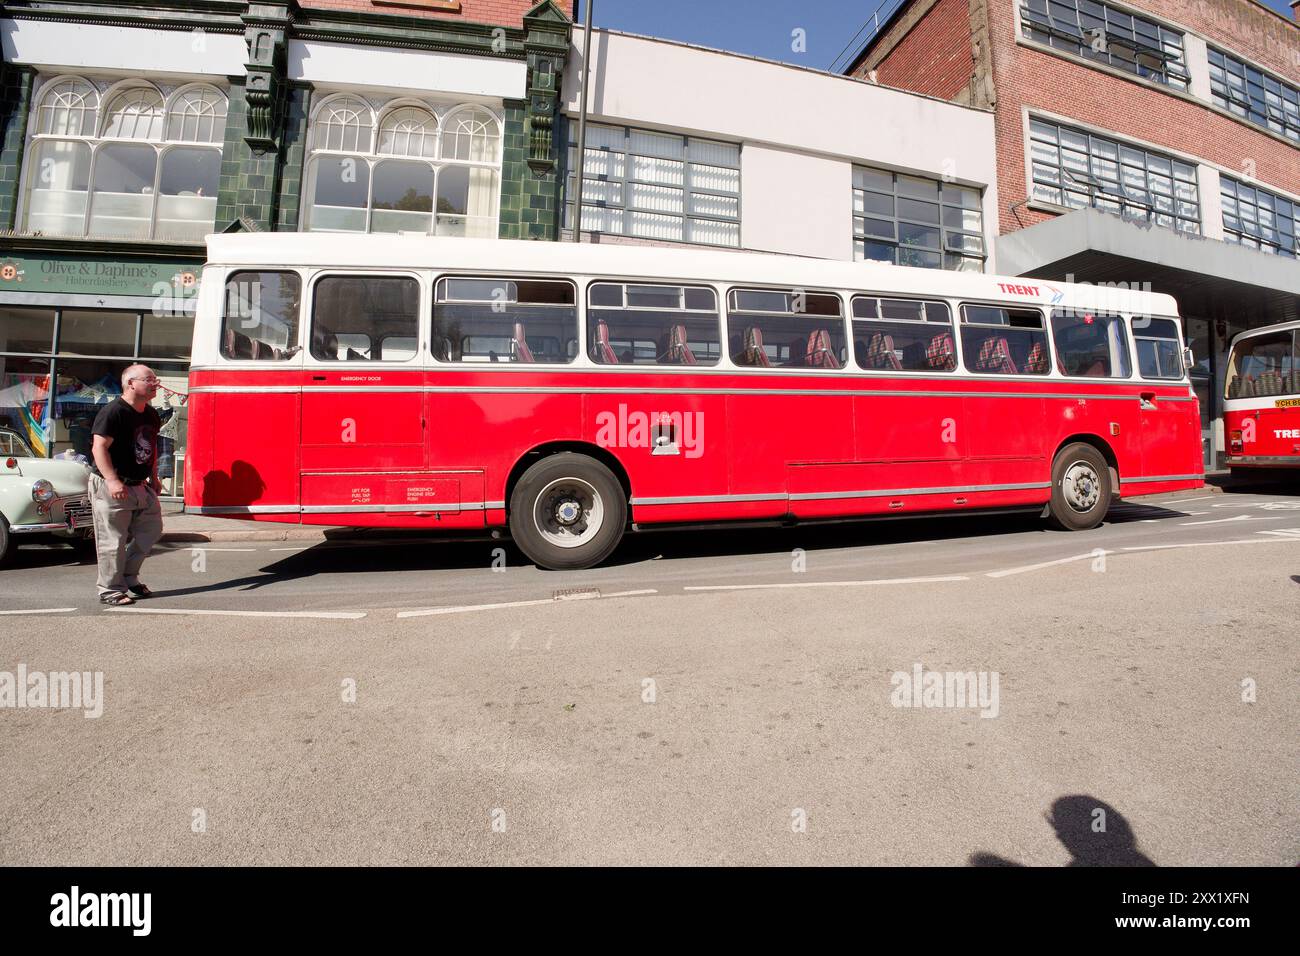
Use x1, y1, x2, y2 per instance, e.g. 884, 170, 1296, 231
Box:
1053, 433, 1120, 492
505, 442, 633, 516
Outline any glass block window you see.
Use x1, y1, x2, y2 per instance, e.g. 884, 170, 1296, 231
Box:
852, 167, 985, 271
1220, 176, 1300, 259
1020, 0, 1189, 89
1029, 119, 1200, 234
565, 122, 741, 247
1207, 47, 1300, 144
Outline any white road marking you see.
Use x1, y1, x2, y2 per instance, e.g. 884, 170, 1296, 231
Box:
683, 575, 968, 592
0, 607, 77, 615
107, 607, 366, 619
268, 547, 310, 552
1123, 538, 1300, 552
1180, 514, 1254, 526
183, 547, 257, 552
1256, 529, 1300, 538
397, 588, 659, 618
1149, 494, 1219, 503
985, 551, 1111, 578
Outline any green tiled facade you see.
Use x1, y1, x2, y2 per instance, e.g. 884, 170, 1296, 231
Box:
499, 102, 564, 241
275, 85, 312, 232
0, 66, 34, 231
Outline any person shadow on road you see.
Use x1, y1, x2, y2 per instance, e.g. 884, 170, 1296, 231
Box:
971, 794, 1156, 866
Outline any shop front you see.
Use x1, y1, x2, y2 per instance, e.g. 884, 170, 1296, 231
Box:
0, 248, 201, 498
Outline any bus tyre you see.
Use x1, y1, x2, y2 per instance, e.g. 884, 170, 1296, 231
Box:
509, 453, 627, 570
1047, 442, 1112, 531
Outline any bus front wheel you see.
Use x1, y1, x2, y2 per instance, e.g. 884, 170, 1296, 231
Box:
1046, 443, 1112, 531
508, 453, 627, 570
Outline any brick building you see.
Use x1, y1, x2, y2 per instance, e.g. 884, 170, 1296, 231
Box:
0, 0, 573, 486
847, 0, 1300, 467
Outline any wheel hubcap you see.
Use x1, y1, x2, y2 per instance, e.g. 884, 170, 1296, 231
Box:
533, 478, 604, 549
1062, 461, 1102, 514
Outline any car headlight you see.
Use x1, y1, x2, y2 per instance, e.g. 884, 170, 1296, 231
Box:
31, 479, 55, 503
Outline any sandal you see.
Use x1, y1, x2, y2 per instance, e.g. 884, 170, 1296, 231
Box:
100, 593, 135, 607
128, 584, 154, 598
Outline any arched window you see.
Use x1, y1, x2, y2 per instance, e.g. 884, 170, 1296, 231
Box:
378, 106, 437, 158
21, 76, 226, 242
101, 87, 166, 140
35, 77, 98, 136
304, 95, 500, 238
167, 86, 228, 144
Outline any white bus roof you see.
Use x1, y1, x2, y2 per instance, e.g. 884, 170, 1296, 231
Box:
1228, 319, 1300, 347
205, 233, 1181, 318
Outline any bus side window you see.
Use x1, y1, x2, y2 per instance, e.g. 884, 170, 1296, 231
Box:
727, 289, 845, 370
1050, 309, 1132, 378
221, 270, 302, 361
587, 283, 721, 367
852, 296, 955, 372
959, 304, 1050, 376
1133, 317, 1185, 381
312, 274, 419, 362
434, 277, 577, 364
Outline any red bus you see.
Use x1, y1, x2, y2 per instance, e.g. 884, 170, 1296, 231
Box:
1224, 320, 1300, 476
185, 235, 1204, 569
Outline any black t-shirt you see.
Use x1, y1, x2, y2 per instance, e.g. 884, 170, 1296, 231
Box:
91, 398, 161, 482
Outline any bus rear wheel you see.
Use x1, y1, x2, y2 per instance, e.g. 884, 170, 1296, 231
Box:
508, 453, 627, 570
1047, 442, 1112, 531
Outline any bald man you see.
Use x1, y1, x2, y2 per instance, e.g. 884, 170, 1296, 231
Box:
89, 364, 164, 606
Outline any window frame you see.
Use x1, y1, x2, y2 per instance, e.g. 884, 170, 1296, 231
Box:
1219, 174, 1300, 260
1018, 0, 1190, 89
1049, 308, 1135, 379
1133, 316, 1187, 382
1027, 117, 1200, 235
852, 166, 985, 272
306, 270, 425, 365
565, 121, 742, 248
1207, 46, 1300, 144
20, 75, 226, 242
850, 294, 958, 374
958, 301, 1054, 377
302, 94, 504, 238
218, 268, 305, 363
725, 286, 849, 372
432, 274, 580, 366
586, 280, 723, 368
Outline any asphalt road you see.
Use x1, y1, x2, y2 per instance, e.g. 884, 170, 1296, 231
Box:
1, 487, 1297, 865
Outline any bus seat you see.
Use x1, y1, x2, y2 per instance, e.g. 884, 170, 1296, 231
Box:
594, 319, 618, 364
867, 333, 903, 370
806, 330, 840, 369
743, 327, 772, 368
513, 322, 535, 363
1025, 341, 1049, 374
978, 336, 1017, 374
1258, 371, 1282, 396
670, 324, 697, 365
224, 329, 255, 360
926, 333, 955, 370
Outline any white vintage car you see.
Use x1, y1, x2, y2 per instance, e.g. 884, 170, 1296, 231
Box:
0, 427, 94, 566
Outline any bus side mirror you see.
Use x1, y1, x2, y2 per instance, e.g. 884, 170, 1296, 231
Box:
1182, 347, 1194, 375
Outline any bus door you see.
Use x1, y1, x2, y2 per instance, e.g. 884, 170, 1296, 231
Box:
299, 272, 428, 510
206, 268, 304, 515
1133, 317, 1201, 476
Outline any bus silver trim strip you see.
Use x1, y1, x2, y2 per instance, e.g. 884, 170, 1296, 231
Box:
1225, 457, 1300, 466
187, 505, 300, 514
632, 482, 1051, 506
190, 384, 1195, 402
1119, 474, 1205, 484
188, 502, 504, 515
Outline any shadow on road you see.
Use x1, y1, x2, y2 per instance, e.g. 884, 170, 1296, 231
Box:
971, 795, 1156, 867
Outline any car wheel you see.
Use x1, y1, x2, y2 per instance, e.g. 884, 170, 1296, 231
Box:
1046, 442, 1112, 531
508, 453, 627, 571
0, 515, 11, 568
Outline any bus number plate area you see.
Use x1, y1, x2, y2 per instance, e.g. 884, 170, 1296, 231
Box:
301, 474, 465, 512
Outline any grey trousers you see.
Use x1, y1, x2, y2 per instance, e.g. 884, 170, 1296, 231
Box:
89, 474, 163, 599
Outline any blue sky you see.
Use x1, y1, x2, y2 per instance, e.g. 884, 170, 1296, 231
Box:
578, 0, 1297, 73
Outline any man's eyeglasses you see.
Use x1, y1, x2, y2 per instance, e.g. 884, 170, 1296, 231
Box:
131, 377, 160, 385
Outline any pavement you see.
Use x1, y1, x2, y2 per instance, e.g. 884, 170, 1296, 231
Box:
1, 482, 1297, 866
